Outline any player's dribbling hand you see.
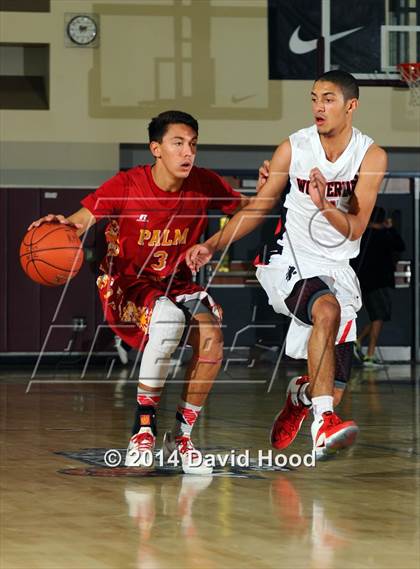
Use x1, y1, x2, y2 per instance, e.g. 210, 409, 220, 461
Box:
27, 214, 83, 231
256, 160, 270, 193
308, 168, 327, 209
186, 243, 215, 274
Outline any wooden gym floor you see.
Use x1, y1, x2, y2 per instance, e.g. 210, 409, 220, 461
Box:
1, 360, 419, 569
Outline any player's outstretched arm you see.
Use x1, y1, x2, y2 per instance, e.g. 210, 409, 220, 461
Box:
307, 144, 387, 241
27, 207, 96, 237
186, 142, 291, 272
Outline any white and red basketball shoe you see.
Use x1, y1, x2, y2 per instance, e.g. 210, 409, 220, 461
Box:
311, 411, 359, 459
162, 432, 213, 475
270, 376, 312, 450
124, 427, 156, 467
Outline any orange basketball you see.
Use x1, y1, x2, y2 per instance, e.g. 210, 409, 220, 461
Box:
19, 222, 84, 286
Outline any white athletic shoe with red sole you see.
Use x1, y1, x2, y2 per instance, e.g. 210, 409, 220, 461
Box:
125, 427, 156, 467
162, 432, 213, 475
311, 411, 359, 460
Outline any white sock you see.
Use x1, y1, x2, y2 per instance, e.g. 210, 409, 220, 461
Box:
312, 395, 333, 420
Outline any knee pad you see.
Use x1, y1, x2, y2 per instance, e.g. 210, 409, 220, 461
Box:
285, 277, 331, 325
147, 297, 186, 354
140, 297, 186, 389
335, 342, 353, 388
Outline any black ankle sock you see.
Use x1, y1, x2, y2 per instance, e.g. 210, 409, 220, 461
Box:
131, 404, 157, 436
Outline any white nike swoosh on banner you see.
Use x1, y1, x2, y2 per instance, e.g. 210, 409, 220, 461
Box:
289, 25, 363, 55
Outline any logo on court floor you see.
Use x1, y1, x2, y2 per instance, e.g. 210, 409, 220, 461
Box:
55, 447, 297, 479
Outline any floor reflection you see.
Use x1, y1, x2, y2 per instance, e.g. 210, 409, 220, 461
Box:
270, 477, 353, 569
124, 472, 357, 569
125, 475, 215, 569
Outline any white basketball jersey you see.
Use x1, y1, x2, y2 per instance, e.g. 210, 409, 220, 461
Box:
282, 125, 373, 261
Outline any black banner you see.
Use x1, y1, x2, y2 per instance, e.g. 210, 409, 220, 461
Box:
268, 0, 385, 80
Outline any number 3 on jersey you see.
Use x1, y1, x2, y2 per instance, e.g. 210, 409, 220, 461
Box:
151, 250, 168, 271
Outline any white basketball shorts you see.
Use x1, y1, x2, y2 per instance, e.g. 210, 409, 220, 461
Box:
256, 248, 362, 360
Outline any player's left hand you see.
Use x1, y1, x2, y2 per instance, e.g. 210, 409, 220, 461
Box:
186, 243, 215, 274
308, 168, 327, 209
256, 160, 270, 193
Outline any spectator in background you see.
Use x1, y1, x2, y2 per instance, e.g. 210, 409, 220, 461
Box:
351, 206, 405, 367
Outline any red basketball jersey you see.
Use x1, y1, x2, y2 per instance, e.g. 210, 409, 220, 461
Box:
81, 165, 241, 279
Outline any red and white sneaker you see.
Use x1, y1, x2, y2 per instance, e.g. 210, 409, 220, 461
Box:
162, 432, 213, 475
270, 376, 312, 450
311, 411, 359, 459
124, 427, 156, 467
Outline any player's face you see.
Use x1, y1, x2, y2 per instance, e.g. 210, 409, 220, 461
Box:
311, 81, 355, 136
151, 123, 198, 179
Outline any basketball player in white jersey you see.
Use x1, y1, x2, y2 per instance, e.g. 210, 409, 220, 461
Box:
186, 71, 387, 459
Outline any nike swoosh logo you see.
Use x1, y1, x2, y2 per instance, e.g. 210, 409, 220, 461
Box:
289, 25, 363, 55
231, 94, 255, 104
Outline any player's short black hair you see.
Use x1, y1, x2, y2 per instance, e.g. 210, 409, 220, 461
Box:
315, 70, 359, 100
370, 206, 386, 224
148, 110, 199, 142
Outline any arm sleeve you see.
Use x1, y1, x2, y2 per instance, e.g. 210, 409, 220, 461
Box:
81, 171, 129, 219
204, 169, 242, 214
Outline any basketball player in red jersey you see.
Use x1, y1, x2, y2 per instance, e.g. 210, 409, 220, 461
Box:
187, 71, 387, 460
28, 110, 253, 474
